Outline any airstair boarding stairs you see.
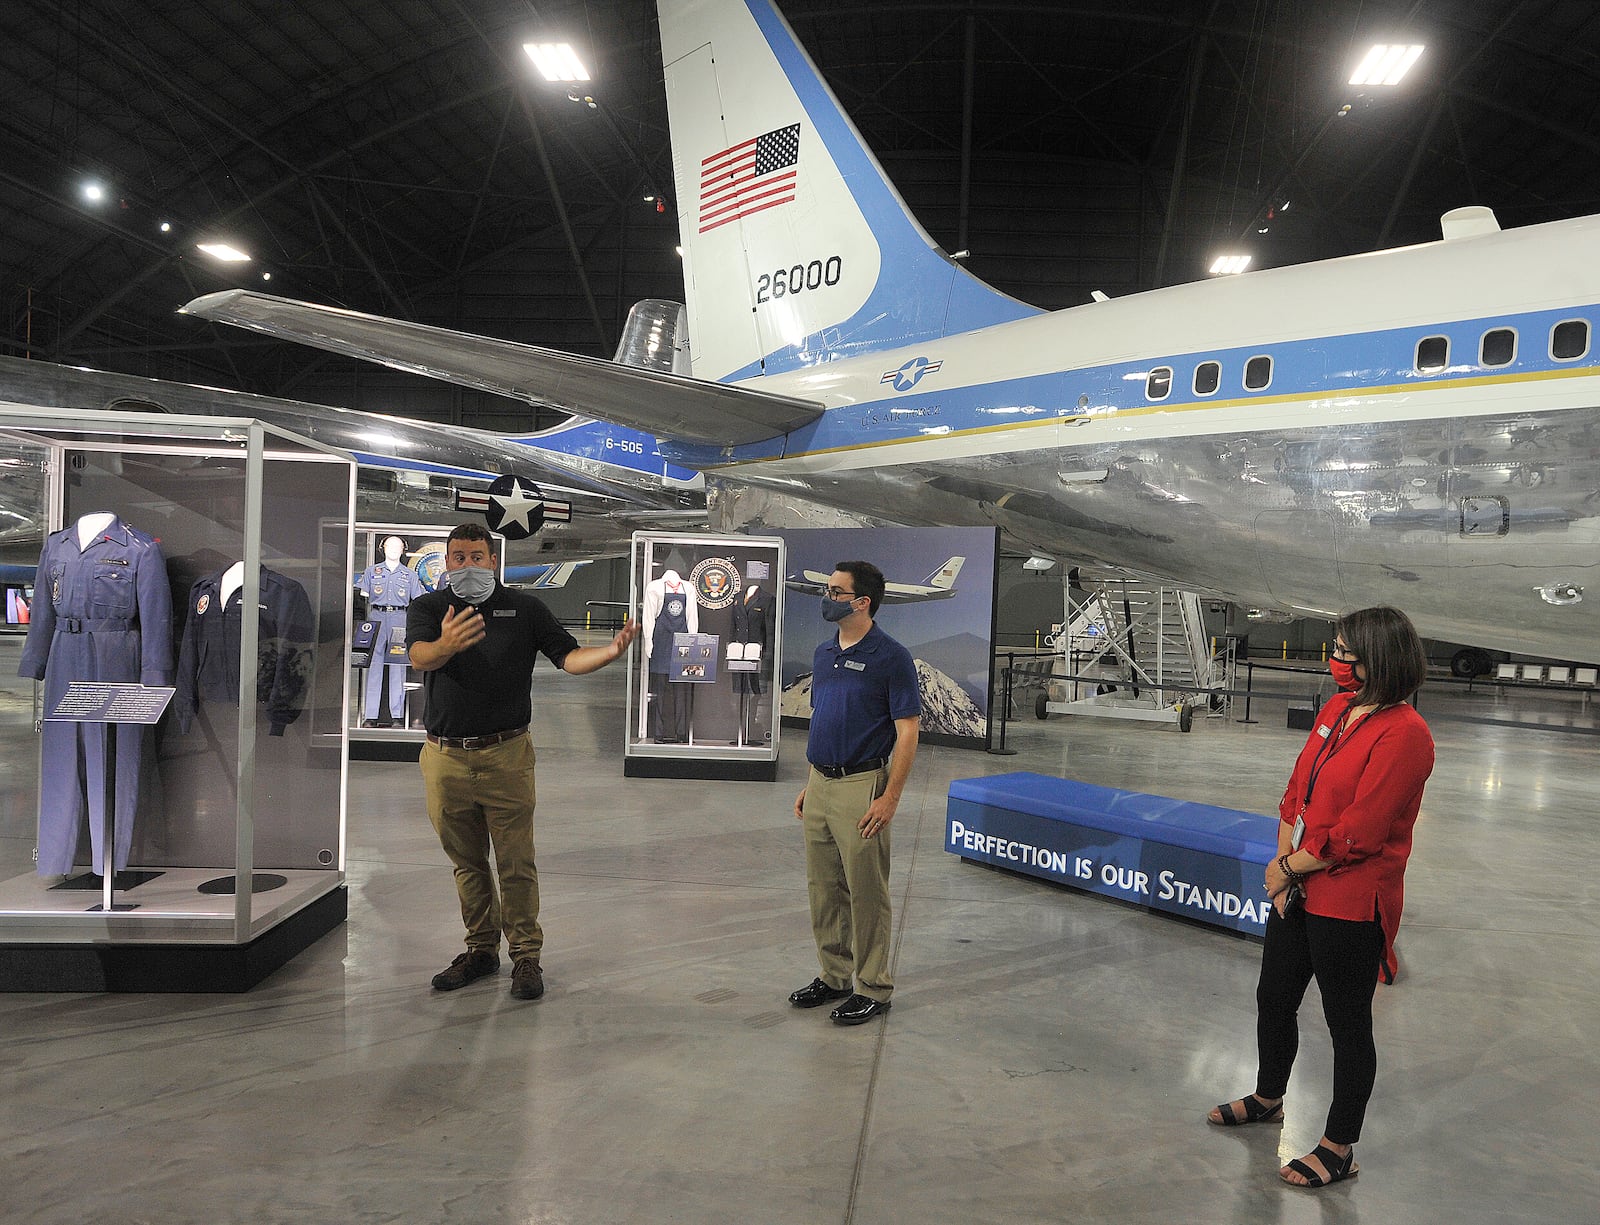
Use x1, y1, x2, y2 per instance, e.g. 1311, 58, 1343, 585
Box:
1038, 573, 1221, 732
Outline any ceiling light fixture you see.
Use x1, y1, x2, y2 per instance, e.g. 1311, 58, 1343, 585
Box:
1209, 254, 1251, 276
524, 42, 590, 82
81, 181, 106, 204
1349, 44, 1424, 86
196, 242, 251, 262
159, 221, 172, 233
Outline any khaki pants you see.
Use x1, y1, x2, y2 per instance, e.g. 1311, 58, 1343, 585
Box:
420, 735, 542, 961
802, 765, 893, 1001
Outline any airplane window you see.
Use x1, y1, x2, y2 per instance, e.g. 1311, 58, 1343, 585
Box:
1146, 366, 1173, 400
1552, 319, 1589, 361
1244, 355, 1272, 390
1193, 361, 1221, 395
1415, 335, 1448, 372
1481, 328, 1516, 367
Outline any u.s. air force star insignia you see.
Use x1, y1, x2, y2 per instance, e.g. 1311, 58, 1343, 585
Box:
880, 355, 943, 392
454, 476, 573, 541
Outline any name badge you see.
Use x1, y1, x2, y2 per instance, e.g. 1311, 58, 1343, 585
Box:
844, 659, 866, 671
493, 609, 517, 617
1291, 814, 1306, 850
1317, 724, 1332, 738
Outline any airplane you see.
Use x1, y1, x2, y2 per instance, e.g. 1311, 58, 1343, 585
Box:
0, 354, 705, 576
785, 557, 965, 605
179, 0, 1600, 667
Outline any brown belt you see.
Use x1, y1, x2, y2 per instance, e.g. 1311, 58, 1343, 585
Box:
425, 725, 528, 750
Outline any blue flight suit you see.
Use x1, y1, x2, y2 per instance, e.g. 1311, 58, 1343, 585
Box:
17, 517, 174, 876
172, 567, 316, 737
357, 563, 427, 720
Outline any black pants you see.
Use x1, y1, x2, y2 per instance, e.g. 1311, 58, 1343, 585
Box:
1254, 904, 1384, 1144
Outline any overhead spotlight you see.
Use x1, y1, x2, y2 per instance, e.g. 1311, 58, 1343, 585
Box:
1280, 200, 1291, 212
1349, 44, 1424, 86
524, 42, 590, 82
1209, 254, 1251, 276
159, 221, 172, 233
261, 271, 272, 281
644, 194, 656, 203
81, 181, 106, 204
196, 242, 251, 263
1257, 226, 1269, 234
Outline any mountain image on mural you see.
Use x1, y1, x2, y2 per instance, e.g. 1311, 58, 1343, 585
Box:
781, 660, 985, 739
906, 631, 991, 709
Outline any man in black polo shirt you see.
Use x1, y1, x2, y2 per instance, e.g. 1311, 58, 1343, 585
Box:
408, 523, 637, 1000
789, 560, 921, 1025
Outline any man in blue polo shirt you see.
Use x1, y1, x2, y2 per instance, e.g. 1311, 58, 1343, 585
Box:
789, 560, 921, 1025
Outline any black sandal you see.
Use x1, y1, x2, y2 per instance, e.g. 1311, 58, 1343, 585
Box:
1281, 1143, 1359, 1188
1207, 1094, 1284, 1126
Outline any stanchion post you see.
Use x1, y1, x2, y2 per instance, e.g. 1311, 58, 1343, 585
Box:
1237, 660, 1260, 724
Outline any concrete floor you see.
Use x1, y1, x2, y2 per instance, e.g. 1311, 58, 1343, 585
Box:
2, 654, 1597, 1224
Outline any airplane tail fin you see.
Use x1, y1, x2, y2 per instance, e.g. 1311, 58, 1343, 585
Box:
658, 0, 1039, 382
926, 556, 965, 589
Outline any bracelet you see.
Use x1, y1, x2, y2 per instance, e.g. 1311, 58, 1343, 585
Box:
1277, 854, 1307, 886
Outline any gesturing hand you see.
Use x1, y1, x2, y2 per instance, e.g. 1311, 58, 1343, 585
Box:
438, 603, 486, 654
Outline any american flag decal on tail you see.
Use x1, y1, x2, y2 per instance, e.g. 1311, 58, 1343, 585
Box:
699, 123, 800, 233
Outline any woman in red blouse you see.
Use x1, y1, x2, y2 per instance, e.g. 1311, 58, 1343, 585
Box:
1207, 606, 1435, 1189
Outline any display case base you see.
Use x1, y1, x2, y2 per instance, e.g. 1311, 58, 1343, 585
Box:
0, 884, 347, 993
351, 737, 423, 762
624, 755, 779, 781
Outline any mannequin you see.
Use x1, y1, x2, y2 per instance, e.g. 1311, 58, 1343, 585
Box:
172, 562, 315, 737
357, 536, 426, 725
641, 569, 698, 742
729, 579, 776, 744
18, 512, 174, 877
218, 560, 245, 609
75, 511, 116, 549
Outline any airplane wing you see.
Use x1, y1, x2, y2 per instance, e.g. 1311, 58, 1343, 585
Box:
179, 291, 822, 447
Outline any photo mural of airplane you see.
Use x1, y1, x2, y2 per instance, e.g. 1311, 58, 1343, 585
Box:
785, 557, 965, 605
180, 0, 1600, 664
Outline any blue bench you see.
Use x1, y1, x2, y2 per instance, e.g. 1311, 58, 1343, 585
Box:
946, 772, 1281, 936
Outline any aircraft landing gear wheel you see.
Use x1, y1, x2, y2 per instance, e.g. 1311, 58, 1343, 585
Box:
1178, 703, 1193, 733
1035, 693, 1050, 720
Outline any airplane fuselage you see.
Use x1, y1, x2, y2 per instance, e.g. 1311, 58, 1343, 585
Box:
675, 215, 1600, 661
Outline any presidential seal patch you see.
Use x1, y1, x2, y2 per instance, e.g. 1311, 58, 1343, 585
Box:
690, 557, 740, 610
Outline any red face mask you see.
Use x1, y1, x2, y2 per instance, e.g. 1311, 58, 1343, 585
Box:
1329, 657, 1360, 691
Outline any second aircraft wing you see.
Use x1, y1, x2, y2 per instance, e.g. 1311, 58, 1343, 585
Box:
179, 290, 822, 447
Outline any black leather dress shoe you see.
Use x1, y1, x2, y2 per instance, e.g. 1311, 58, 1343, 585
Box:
788, 977, 853, 1008
830, 994, 891, 1025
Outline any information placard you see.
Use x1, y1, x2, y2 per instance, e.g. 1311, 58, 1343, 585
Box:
47, 682, 175, 726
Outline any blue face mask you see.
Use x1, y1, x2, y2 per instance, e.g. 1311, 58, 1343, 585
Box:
444, 565, 496, 604
821, 594, 858, 623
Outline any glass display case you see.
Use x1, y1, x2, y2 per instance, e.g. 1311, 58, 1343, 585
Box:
0, 406, 355, 991
346, 522, 503, 761
625, 532, 784, 780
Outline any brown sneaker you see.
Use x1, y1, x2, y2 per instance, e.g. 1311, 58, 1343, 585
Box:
431, 950, 499, 991
510, 957, 545, 1000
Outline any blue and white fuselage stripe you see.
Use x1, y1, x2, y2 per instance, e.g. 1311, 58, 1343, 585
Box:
663, 300, 1600, 470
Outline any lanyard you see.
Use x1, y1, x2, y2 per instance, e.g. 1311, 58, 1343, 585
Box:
1301, 703, 1379, 811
